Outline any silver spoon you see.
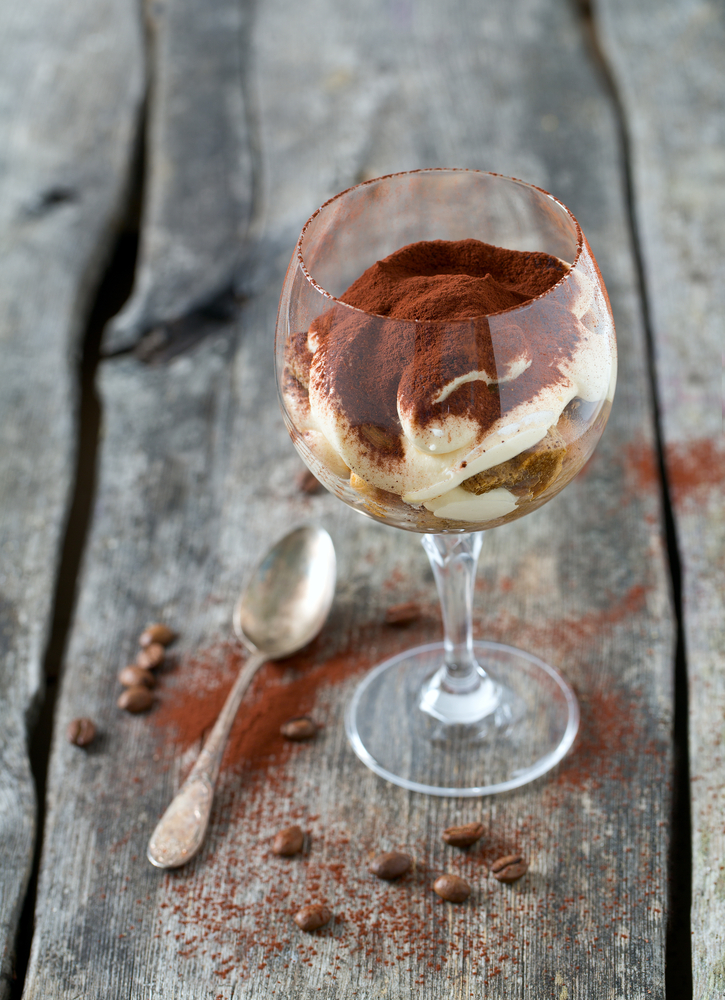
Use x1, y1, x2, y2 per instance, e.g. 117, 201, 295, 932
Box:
147, 525, 336, 869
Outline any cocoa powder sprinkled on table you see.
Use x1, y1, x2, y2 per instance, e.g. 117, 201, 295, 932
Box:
138, 607, 666, 986
665, 437, 725, 504
149, 615, 440, 786
624, 439, 660, 493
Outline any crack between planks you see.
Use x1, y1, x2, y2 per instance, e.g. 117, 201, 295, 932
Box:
573, 0, 692, 995
9, 202, 141, 1000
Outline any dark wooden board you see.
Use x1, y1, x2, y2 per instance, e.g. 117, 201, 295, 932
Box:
597, 0, 725, 994
24, 0, 674, 996
0, 0, 143, 991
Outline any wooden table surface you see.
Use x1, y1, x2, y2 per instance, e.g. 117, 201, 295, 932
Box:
0, 0, 722, 997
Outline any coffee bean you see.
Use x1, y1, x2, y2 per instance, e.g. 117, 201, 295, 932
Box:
139, 623, 176, 647
137, 642, 165, 669
272, 825, 305, 856
433, 874, 471, 903
297, 468, 324, 495
384, 601, 421, 626
117, 685, 154, 713
369, 851, 412, 880
490, 854, 528, 883
442, 822, 485, 848
67, 717, 96, 747
293, 903, 332, 932
119, 665, 156, 689
280, 717, 317, 741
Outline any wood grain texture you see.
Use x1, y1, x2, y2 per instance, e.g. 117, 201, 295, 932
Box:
104, 0, 254, 353
25, 0, 674, 997
0, 0, 143, 992
596, 0, 725, 994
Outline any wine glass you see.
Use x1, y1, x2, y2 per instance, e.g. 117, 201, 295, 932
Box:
274, 169, 616, 796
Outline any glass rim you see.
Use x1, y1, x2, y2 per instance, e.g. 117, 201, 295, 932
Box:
294, 167, 585, 325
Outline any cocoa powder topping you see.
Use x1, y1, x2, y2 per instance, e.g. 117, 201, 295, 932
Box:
301, 239, 574, 469
340, 238, 565, 320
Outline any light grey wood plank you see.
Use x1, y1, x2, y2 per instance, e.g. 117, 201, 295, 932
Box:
104, 0, 253, 353
25, 0, 673, 997
0, 0, 144, 992
596, 0, 725, 995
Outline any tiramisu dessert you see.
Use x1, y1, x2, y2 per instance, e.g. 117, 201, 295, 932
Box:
282, 237, 616, 531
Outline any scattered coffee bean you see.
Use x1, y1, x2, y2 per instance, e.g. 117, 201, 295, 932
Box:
139, 623, 176, 648
442, 822, 485, 848
137, 642, 165, 670
433, 874, 471, 903
490, 854, 528, 883
384, 601, 421, 626
369, 851, 412, 880
280, 717, 317, 741
272, 825, 305, 856
293, 903, 332, 932
118, 664, 156, 689
117, 685, 154, 713
67, 717, 96, 747
297, 468, 324, 495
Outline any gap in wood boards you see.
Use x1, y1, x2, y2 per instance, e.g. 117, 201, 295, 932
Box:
10, 228, 139, 1000
572, 0, 693, 994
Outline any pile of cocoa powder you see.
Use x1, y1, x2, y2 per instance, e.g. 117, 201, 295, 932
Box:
339, 238, 567, 319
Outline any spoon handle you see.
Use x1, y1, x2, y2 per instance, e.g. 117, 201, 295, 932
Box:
147, 651, 266, 869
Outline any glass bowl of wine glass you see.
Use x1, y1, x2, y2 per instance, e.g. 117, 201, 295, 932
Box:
274, 168, 616, 796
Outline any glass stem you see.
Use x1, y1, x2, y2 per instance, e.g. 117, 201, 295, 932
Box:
421, 532, 484, 693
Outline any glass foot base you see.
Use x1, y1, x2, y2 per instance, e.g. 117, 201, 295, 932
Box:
345, 640, 579, 797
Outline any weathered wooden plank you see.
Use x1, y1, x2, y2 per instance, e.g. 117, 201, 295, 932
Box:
103, 0, 253, 354
0, 0, 143, 992
25, 0, 673, 997
596, 0, 725, 994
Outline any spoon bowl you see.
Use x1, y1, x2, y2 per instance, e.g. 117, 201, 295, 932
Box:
147, 525, 336, 869
233, 525, 336, 657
